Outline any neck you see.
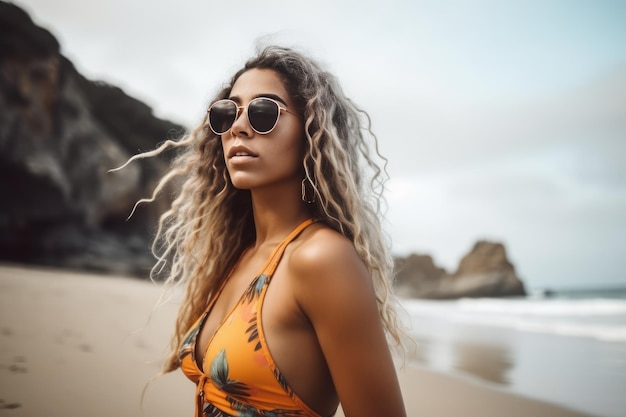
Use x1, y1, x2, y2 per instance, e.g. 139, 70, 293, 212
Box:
249, 183, 312, 247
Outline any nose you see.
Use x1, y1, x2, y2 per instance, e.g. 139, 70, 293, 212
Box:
229, 105, 253, 138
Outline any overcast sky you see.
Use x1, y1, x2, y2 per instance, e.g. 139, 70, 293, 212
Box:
16, 0, 626, 290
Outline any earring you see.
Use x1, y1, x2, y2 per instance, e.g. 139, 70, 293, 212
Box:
301, 178, 316, 204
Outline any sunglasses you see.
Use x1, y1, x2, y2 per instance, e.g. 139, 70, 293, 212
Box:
207, 97, 296, 135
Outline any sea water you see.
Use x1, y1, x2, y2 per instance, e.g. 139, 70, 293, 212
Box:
401, 288, 626, 417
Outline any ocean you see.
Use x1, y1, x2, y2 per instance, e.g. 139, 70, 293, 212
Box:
400, 288, 626, 417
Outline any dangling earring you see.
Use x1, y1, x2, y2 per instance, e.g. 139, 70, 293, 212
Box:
301, 178, 316, 204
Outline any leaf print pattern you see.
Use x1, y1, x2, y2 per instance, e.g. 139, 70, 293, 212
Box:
178, 219, 322, 417
273, 368, 293, 397
179, 315, 203, 361
242, 274, 267, 304
226, 398, 305, 417
209, 349, 251, 399
203, 402, 233, 417
245, 315, 262, 352
204, 350, 306, 417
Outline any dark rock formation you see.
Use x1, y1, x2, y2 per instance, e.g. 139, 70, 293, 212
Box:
394, 241, 526, 299
451, 241, 525, 297
394, 254, 447, 297
0, 2, 185, 277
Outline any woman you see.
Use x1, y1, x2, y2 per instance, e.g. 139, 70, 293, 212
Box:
135, 45, 406, 417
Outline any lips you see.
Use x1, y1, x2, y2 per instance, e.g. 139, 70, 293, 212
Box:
227, 146, 257, 159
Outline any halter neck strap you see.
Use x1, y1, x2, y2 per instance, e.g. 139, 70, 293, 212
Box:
261, 218, 315, 276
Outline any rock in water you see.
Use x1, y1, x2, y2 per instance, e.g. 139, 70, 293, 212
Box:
394, 241, 526, 299
394, 254, 447, 298
450, 241, 526, 298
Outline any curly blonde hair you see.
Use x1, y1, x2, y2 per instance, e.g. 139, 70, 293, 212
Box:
125, 45, 404, 373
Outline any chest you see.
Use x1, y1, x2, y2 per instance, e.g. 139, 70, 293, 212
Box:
193, 252, 304, 372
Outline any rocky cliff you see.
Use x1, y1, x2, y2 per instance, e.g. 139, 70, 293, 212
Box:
394, 241, 526, 298
0, 2, 184, 276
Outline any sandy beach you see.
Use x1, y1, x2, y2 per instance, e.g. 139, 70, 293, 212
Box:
0, 264, 594, 417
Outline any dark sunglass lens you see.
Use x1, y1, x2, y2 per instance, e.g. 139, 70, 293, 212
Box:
249, 99, 279, 133
209, 101, 237, 134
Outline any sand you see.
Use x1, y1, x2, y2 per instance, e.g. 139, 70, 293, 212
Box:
0, 264, 594, 417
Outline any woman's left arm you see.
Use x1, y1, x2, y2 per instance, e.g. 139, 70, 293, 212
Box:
291, 230, 407, 417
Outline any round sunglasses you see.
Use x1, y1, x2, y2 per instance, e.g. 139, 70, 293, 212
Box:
207, 97, 296, 135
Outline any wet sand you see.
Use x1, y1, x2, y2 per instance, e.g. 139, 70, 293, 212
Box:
0, 265, 594, 417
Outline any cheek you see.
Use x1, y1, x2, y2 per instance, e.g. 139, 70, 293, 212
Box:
271, 120, 305, 162
289, 123, 306, 159
286, 133, 306, 168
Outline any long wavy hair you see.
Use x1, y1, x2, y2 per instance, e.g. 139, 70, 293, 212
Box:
125, 45, 404, 374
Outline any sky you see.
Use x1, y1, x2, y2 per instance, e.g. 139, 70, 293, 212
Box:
15, 0, 626, 290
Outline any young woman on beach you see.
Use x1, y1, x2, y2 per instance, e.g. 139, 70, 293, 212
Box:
135, 45, 406, 417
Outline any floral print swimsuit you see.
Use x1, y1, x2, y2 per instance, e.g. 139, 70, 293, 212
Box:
179, 219, 331, 417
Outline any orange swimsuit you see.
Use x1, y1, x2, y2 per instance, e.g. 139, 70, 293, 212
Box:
180, 219, 332, 417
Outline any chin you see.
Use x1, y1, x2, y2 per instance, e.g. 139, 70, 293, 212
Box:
230, 181, 253, 190
229, 177, 257, 190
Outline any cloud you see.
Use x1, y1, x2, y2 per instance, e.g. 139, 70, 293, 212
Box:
377, 63, 626, 174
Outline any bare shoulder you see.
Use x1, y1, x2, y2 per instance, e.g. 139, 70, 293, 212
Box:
289, 224, 367, 276
287, 224, 406, 416
286, 223, 375, 307
291, 224, 360, 265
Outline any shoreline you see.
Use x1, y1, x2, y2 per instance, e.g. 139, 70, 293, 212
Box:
0, 264, 595, 416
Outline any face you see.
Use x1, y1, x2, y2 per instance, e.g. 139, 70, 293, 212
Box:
220, 68, 305, 192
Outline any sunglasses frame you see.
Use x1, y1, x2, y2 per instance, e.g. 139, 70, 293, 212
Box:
207, 97, 296, 135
